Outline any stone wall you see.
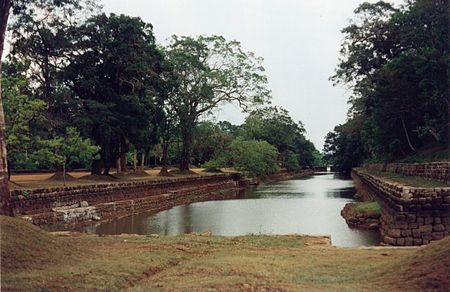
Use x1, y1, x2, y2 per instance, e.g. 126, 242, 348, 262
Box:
352, 169, 450, 246
364, 162, 450, 184
11, 174, 241, 228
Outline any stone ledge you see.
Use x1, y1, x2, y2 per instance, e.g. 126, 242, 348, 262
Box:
351, 169, 450, 246
363, 162, 449, 183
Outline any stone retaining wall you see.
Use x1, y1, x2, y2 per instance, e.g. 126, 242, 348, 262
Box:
352, 169, 450, 246
364, 162, 450, 184
11, 174, 241, 228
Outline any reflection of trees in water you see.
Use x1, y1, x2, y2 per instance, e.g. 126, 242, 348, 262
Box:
156, 205, 193, 235
333, 173, 352, 180
179, 205, 193, 234
326, 187, 356, 199
160, 211, 169, 235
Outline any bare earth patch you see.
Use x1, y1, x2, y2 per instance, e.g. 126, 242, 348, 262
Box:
9, 168, 210, 190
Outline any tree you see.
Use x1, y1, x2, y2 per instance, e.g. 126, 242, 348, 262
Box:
191, 121, 233, 166
8, 0, 99, 133
242, 106, 317, 169
323, 117, 369, 173
331, 0, 449, 163
65, 13, 166, 175
1, 0, 13, 214
157, 106, 179, 175
34, 127, 99, 185
2, 64, 46, 171
164, 35, 271, 171
0, 0, 98, 213
205, 139, 279, 177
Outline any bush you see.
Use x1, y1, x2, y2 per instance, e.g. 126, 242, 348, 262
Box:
202, 157, 228, 172
229, 139, 279, 177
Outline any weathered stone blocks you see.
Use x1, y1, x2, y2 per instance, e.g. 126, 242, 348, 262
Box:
11, 174, 244, 227
352, 168, 450, 246
364, 162, 450, 183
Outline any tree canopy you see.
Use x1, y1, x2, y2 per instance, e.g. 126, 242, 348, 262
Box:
164, 35, 271, 171
65, 13, 166, 174
325, 0, 449, 171
1, 0, 322, 185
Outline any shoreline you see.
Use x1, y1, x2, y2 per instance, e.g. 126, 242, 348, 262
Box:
11, 169, 315, 230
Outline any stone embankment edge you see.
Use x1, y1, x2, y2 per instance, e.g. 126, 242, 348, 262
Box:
13, 170, 314, 229
11, 174, 242, 229
363, 162, 449, 184
351, 168, 450, 246
341, 203, 380, 230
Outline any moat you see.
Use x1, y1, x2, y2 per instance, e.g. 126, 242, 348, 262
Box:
80, 173, 381, 247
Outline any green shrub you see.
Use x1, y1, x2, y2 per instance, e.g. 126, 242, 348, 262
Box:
229, 139, 279, 177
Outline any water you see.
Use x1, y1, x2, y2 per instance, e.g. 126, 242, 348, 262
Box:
80, 173, 381, 247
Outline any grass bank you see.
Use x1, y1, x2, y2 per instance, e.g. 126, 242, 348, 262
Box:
1, 216, 449, 291
358, 168, 447, 188
354, 201, 381, 215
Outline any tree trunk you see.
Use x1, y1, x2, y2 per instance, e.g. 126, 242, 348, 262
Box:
103, 165, 110, 175
180, 123, 193, 171
116, 156, 122, 174
91, 159, 103, 175
140, 150, 145, 171
133, 149, 137, 171
159, 141, 170, 176
401, 115, 416, 152
0, 0, 12, 215
0, 92, 10, 215
120, 152, 127, 173
62, 163, 66, 186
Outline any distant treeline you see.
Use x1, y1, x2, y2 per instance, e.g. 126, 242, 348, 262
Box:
324, 0, 449, 172
1, 0, 321, 178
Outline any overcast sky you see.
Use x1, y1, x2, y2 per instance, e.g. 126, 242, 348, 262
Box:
100, 0, 402, 150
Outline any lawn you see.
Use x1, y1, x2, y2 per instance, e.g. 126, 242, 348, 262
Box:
359, 168, 448, 188
2, 216, 449, 291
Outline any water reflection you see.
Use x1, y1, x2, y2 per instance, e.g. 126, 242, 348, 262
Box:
80, 174, 381, 247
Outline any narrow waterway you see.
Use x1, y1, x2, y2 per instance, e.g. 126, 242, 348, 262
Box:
80, 173, 381, 247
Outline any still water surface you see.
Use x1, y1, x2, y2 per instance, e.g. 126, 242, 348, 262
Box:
81, 173, 381, 247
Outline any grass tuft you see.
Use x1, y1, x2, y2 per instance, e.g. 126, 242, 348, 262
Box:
354, 201, 381, 215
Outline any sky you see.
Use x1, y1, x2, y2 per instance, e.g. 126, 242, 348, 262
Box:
76, 0, 403, 150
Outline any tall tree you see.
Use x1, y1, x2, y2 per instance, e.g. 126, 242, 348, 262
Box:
2, 63, 46, 171
330, 0, 449, 163
8, 0, 99, 134
243, 106, 317, 169
165, 35, 271, 171
1, 0, 13, 214
65, 13, 166, 175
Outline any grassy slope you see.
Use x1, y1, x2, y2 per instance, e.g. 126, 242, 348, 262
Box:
397, 146, 450, 163
359, 168, 448, 188
2, 216, 450, 291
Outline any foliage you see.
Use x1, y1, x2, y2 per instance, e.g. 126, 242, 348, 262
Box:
34, 127, 99, 171
202, 156, 229, 172
191, 121, 233, 166
243, 106, 318, 169
206, 139, 279, 177
65, 13, 166, 174
3, 0, 324, 176
8, 0, 99, 133
164, 35, 271, 170
327, 0, 449, 169
323, 117, 368, 173
2, 66, 46, 169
